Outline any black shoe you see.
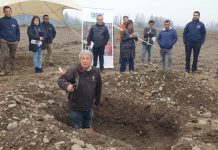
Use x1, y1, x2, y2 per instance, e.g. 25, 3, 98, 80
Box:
38, 68, 43, 73
100, 69, 105, 74
185, 69, 190, 73
35, 67, 40, 73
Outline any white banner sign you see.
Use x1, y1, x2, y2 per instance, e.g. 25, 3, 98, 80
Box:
82, 8, 114, 68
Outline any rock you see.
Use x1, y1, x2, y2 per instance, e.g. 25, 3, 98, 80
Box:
17, 147, 23, 150
160, 98, 166, 102
48, 100, 55, 105
38, 103, 48, 109
71, 138, 85, 147
0, 147, 4, 150
187, 94, 192, 98
182, 137, 193, 142
159, 86, 163, 91
20, 118, 30, 125
7, 121, 18, 131
43, 135, 49, 144
8, 103, 17, 108
55, 141, 65, 150
116, 82, 122, 87
192, 146, 201, 150
29, 142, 37, 146
86, 144, 96, 150
38, 84, 45, 89
202, 111, 212, 118
71, 144, 83, 150
44, 114, 54, 120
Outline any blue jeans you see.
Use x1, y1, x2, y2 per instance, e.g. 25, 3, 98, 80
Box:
69, 110, 93, 128
33, 48, 43, 68
120, 57, 134, 72
141, 44, 152, 63
160, 49, 172, 70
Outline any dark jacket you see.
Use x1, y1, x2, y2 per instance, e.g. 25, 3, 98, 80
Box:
27, 25, 47, 52
183, 20, 206, 44
157, 27, 178, 50
0, 16, 20, 42
87, 23, 110, 48
41, 22, 56, 44
120, 30, 138, 59
57, 64, 102, 111
142, 27, 157, 45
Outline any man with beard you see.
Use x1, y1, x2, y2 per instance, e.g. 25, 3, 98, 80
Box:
183, 11, 206, 73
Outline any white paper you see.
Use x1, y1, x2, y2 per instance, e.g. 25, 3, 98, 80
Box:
31, 39, 42, 46
90, 41, 94, 49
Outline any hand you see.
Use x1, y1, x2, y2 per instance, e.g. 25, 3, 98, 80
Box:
129, 34, 135, 38
39, 37, 44, 41
67, 84, 74, 93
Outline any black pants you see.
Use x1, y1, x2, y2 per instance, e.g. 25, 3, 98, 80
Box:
185, 43, 202, 72
93, 46, 105, 70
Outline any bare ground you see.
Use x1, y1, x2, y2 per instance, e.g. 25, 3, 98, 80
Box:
0, 27, 218, 150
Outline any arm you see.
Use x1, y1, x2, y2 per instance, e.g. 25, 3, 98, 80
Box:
27, 27, 40, 40
201, 23, 206, 44
52, 24, 56, 39
121, 31, 132, 42
157, 32, 161, 46
104, 27, 110, 45
171, 30, 178, 46
16, 21, 20, 42
57, 67, 76, 91
183, 24, 188, 44
0, 20, 2, 39
87, 26, 93, 46
95, 70, 102, 106
144, 28, 149, 38
151, 28, 157, 37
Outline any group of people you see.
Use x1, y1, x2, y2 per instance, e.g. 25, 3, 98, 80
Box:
0, 6, 56, 76
119, 11, 206, 73
58, 11, 208, 129
0, 6, 214, 130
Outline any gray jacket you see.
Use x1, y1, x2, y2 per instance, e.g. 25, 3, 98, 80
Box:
142, 27, 157, 45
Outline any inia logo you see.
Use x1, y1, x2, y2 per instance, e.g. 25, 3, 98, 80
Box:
91, 12, 104, 18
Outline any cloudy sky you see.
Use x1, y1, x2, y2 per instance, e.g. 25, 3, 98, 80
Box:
74, 0, 218, 26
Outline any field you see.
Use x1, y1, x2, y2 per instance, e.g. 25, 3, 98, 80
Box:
0, 27, 218, 150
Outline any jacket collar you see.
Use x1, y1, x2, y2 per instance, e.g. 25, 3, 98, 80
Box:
78, 64, 93, 74
162, 26, 172, 31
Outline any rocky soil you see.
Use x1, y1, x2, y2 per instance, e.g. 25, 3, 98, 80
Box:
0, 27, 218, 150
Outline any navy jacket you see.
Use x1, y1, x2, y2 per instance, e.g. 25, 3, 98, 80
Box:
157, 28, 178, 50
0, 16, 20, 42
87, 23, 110, 48
183, 20, 206, 44
41, 22, 56, 44
27, 25, 47, 52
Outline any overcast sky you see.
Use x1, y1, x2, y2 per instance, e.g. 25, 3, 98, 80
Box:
73, 0, 218, 26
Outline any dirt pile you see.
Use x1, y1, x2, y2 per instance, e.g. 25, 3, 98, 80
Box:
0, 77, 133, 150
93, 67, 218, 150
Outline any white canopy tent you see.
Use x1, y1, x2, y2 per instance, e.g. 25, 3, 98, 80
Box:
0, 0, 81, 22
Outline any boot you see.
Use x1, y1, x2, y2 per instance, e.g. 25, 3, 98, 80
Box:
35, 67, 40, 73
38, 68, 43, 73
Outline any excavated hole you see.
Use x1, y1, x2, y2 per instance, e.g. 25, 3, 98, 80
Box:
45, 97, 181, 150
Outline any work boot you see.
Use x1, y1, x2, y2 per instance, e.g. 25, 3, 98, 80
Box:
35, 67, 40, 73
